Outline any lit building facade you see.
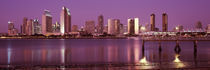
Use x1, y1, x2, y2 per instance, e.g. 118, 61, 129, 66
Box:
60, 7, 71, 35
114, 19, 120, 35
150, 14, 155, 31
21, 17, 28, 35
97, 15, 104, 34
119, 24, 124, 35
72, 25, 78, 32
128, 19, 135, 35
42, 10, 52, 35
52, 22, 60, 33
103, 25, 108, 33
26, 19, 33, 35
134, 18, 139, 34
108, 19, 120, 35
8, 21, 18, 36
108, 19, 115, 35
207, 24, 210, 33
85, 21, 95, 34
162, 13, 168, 32
33, 19, 42, 34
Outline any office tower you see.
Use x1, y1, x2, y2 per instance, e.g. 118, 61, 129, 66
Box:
108, 19, 115, 35
134, 18, 139, 34
195, 21, 203, 29
60, 7, 71, 35
8, 21, 14, 30
207, 24, 210, 33
119, 24, 124, 35
150, 14, 155, 31
33, 19, 42, 34
128, 19, 135, 35
113, 19, 120, 35
107, 19, 121, 35
8, 21, 18, 36
97, 15, 104, 34
52, 22, 60, 33
124, 25, 128, 34
85, 20, 95, 34
72, 25, 78, 32
21, 17, 28, 35
162, 13, 168, 32
42, 10, 52, 35
26, 19, 33, 35
103, 25, 108, 33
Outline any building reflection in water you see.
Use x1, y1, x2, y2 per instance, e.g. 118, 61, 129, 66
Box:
7, 47, 11, 65
173, 41, 185, 68
193, 41, 198, 67
134, 40, 140, 63
139, 40, 149, 64
61, 47, 65, 64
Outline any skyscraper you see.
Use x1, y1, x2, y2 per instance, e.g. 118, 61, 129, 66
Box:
128, 19, 135, 35
21, 17, 28, 35
8, 21, 18, 36
97, 15, 104, 34
119, 24, 124, 35
134, 18, 139, 35
108, 19, 114, 35
113, 19, 120, 35
33, 19, 42, 34
207, 24, 210, 33
26, 19, 33, 35
52, 22, 60, 33
85, 21, 95, 34
8, 21, 14, 30
60, 7, 71, 35
150, 14, 155, 31
162, 13, 168, 32
42, 10, 52, 35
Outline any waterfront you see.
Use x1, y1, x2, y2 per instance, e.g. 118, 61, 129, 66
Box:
0, 39, 210, 69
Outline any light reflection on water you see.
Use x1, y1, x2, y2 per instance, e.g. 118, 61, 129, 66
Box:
0, 39, 210, 69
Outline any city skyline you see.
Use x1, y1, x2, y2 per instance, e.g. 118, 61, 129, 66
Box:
1, 0, 210, 32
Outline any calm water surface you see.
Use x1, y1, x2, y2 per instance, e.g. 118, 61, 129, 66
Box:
0, 38, 210, 69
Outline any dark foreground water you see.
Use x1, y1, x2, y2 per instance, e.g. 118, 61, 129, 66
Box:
0, 38, 210, 69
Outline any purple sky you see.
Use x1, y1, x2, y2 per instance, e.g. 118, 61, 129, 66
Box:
1, 0, 210, 33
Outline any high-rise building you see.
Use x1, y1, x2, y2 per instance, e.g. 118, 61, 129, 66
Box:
119, 24, 124, 35
207, 24, 210, 33
134, 18, 139, 34
26, 19, 33, 35
108, 19, 114, 35
33, 19, 42, 34
72, 25, 78, 32
162, 13, 168, 32
128, 19, 135, 35
107, 19, 121, 35
97, 15, 104, 34
8, 21, 14, 30
113, 19, 120, 35
8, 21, 18, 36
21, 17, 28, 35
103, 25, 108, 33
195, 21, 203, 29
42, 10, 52, 35
150, 14, 155, 31
52, 22, 60, 33
85, 21, 95, 34
60, 7, 71, 35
